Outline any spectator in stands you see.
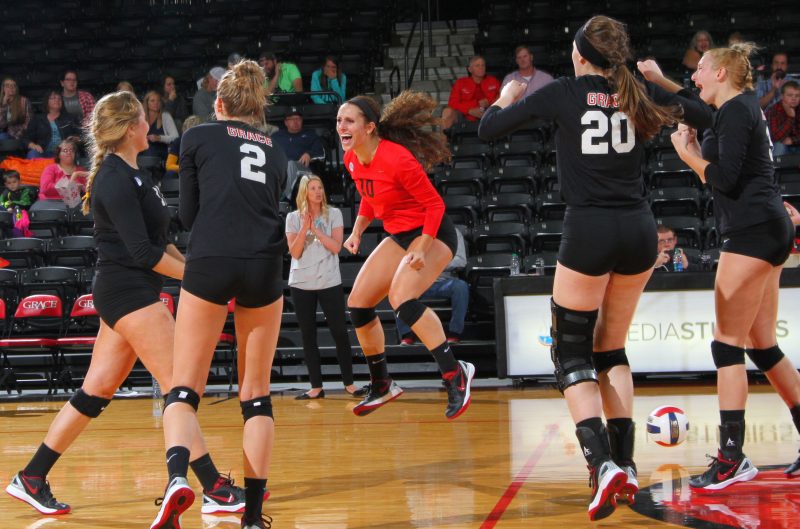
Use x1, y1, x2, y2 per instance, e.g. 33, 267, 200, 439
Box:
142, 90, 179, 162
193, 66, 225, 123
165, 115, 202, 179
0, 77, 32, 143
60, 69, 96, 127
32, 136, 87, 211
23, 89, 80, 159
682, 30, 714, 71
271, 106, 325, 200
441, 55, 501, 130
756, 52, 797, 109
397, 229, 468, 345
116, 80, 135, 94
1, 170, 34, 211
286, 175, 363, 400
767, 80, 800, 157
310, 55, 346, 104
500, 45, 555, 99
227, 52, 243, 69
162, 75, 189, 128
654, 225, 689, 272
259, 51, 303, 95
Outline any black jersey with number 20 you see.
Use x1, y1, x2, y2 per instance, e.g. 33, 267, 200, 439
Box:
479, 75, 712, 208
179, 120, 288, 260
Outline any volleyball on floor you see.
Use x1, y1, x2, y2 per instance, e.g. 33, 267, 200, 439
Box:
646, 406, 689, 447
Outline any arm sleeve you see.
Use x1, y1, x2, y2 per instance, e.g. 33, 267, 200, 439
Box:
446, 230, 467, 270
356, 195, 375, 221
702, 101, 752, 194
647, 82, 713, 130
39, 165, 58, 197
178, 132, 200, 229
310, 71, 326, 104
101, 178, 165, 268
330, 207, 343, 229
285, 211, 299, 234
308, 133, 325, 159
478, 78, 566, 140
448, 79, 478, 115
18, 188, 34, 208
397, 149, 445, 238
486, 77, 501, 105
160, 113, 179, 144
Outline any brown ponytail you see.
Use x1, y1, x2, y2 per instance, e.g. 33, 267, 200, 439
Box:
216, 59, 267, 128
583, 16, 682, 139
346, 92, 451, 170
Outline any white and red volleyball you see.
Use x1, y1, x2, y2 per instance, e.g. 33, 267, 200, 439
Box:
646, 406, 690, 447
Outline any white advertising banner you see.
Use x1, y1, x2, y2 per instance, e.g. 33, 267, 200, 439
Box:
504, 287, 800, 376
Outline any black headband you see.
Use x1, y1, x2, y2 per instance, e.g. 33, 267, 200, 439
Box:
346, 98, 380, 125
575, 24, 612, 69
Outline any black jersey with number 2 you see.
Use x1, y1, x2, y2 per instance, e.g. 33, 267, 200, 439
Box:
179, 120, 288, 260
479, 75, 712, 208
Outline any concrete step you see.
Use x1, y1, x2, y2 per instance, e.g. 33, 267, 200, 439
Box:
395, 19, 478, 34
399, 33, 475, 46
387, 43, 475, 60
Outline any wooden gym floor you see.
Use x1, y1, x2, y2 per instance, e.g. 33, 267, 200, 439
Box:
0, 383, 798, 528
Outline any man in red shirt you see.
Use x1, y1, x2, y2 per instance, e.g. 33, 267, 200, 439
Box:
441, 55, 500, 130
766, 80, 800, 157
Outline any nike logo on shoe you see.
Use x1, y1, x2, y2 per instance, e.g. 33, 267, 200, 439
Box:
583, 447, 592, 457
726, 438, 736, 447
716, 462, 740, 481
21, 475, 39, 495
208, 492, 235, 503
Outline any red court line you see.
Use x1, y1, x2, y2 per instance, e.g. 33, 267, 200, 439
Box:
480, 424, 560, 529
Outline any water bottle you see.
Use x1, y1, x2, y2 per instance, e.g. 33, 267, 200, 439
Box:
534, 257, 545, 276
510, 253, 520, 276
152, 376, 163, 418
672, 248, 684, 272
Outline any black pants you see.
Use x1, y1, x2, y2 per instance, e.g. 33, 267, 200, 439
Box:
291, 284, 355, 387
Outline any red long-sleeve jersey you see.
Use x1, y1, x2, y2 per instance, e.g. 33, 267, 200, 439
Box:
345, 139, 445, 237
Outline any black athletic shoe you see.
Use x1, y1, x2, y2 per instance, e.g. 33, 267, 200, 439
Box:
202, 475, 246, 514
352, 380, 403, 416
689, 451, 758, 492
443, 360, 475, 420
587, 460, 627, 521
241, 514, 273, 528
785, 451, 800, 477
6, 472, 70, 515
150, 476, 194, 529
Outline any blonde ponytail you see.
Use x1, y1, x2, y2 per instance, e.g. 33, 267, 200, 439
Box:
80, 91, 144, 214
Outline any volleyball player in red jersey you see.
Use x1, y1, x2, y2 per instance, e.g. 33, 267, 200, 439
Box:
337, 92, 475, 419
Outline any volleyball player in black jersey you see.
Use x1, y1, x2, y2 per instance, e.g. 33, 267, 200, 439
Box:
152, 61, 284, 529
671, 43, 800, 489
4, 91, 247, 519
479, 16, 711, 520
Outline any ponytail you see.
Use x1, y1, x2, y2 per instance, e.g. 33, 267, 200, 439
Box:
377, 91, 450, 170
612, 64, 681, 140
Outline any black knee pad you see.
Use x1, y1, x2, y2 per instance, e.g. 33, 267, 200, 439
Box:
746, 345, 785, 372
349, 306, 377, 328
165, 386, 201, 411
550, 298, 599, 393
395, 298, 427, 328
240, 395, 273, 422
593, 348, 629, 374
711, 340, 746, 368
68, 389, 111, 418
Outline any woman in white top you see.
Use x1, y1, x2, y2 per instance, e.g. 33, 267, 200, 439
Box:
142, 90, 178, 162
286, 175, 363, 399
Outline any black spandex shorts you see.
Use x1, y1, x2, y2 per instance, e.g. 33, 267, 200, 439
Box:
92, 264, 164, 328
558, 203, 658, 276
182, 255, 284, 307
721, 215, 794, 266
388, 215, 459, 257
